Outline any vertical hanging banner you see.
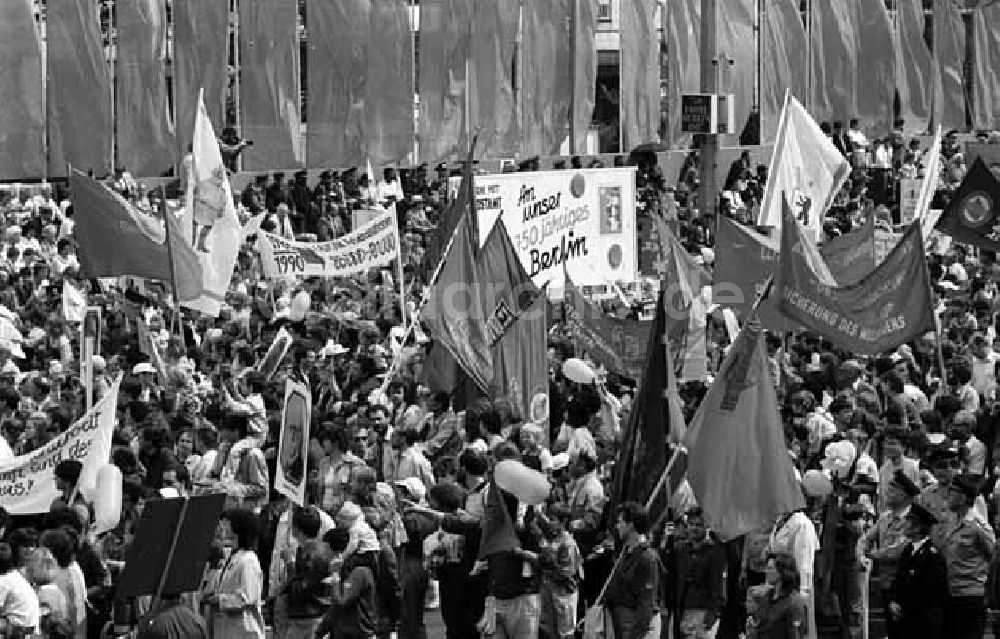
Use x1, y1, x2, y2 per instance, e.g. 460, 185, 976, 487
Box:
366, 0, 414, 166
116, 0, 174, 178
471, 0, 519, 158
521, 0, 572, 157
276, 379, 311, 507
855, 0, 896, 134
760, 0, 806, 143
47, 0, 113, 178
419, 0, 471, 164
239, 0, 303, 170
719, 0, 756, 141
809, 0, 857, 125
306, 0, 368, 169
620, 0, 659, 149
173, 0, 229, 159
896, 0, 938, 134
934, 0, 966, 131
971, 2, 1000, 131
570, 0, 597, 153
665, 0, 701, 146
0, 0, 45, 180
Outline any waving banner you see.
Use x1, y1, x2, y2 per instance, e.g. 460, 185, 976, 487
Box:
565, 272, 650, 379
776, 202, 935, 356
0, 376, 120, 514
259, 209, 400, 279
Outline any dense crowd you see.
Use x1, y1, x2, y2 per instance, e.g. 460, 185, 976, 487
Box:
0, 117, 995, 639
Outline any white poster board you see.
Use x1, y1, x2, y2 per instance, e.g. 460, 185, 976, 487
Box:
275, 379, 311, 506
899, 178, 922, 225
456, 168, 638, 289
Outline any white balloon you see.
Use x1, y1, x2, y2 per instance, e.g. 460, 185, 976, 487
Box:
290, 290, 311, 321
494, 460, 550, 506
562, 358, 596, 385
802, 469, 833, 497
93, 464, 123, 533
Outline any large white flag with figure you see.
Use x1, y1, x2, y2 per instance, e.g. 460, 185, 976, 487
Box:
757, 93, 852, 242
182, 88, 242, 316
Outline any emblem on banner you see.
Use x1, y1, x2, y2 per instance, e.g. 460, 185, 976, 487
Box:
960, 191, 993, 228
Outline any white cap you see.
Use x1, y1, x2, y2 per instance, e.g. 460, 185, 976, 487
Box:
132, 362, 156, 375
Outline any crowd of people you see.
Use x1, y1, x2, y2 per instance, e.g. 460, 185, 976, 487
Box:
0, 114, 995, 639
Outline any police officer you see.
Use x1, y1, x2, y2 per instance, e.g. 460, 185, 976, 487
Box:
940, 473, 995, 639
887, 503, 947, 639
916, 445, 988, 547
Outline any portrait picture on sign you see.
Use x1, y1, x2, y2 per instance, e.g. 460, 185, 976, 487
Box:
598, 186, 623, 235
276, 379, 311, 506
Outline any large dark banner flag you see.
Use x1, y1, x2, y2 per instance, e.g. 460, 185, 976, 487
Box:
935, 0, 967, 131
522, 0, 572, 157
47, 0, 112, 178
0, 0, 44, 179
809, 0, 856, 125
936, 158, 1000, 252
419, 0, 471, 164
571, 0, 597, 153
855, 0, 895, 134
760, 0, 806, 143
620, 0, 659, 149
239, 0, 302, 170
776, 202, 935, 356
471, 0, 518, 158
307, 0, 367, 169
116, 0, 174, 177
367, 0, 413, 166
174, 0, 229, 159
971, 2, 1000, 131
564, 272, 650, 380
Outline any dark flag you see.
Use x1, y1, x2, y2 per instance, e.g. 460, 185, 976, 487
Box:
610, 288, 684, 516
776, 197, 935, 356
936, 157, 1000, 252
422, 144, 477, 276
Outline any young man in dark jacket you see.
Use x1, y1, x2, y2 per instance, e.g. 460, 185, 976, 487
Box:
604, 502, 664, 639
673, 507, 725, 638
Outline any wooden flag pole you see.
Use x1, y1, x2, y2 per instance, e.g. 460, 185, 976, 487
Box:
151, 497, 191, 613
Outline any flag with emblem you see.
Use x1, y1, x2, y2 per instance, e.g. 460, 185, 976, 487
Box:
683, 322, 805, 540
936, 157, 1000, 252
182, 88, 243, 317
756, 93, 852, 241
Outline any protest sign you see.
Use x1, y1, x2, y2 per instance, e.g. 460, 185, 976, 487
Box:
564, 273, 650, 379
258, 208, 400, 279
456, 168, 638, 289
776, 204, 935, 356
0, 376, 120, 514
257, 327, 293, 381
899, 178, 922, 225
276, 379, 311, 506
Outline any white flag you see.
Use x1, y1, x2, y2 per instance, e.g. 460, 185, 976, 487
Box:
183, 88, 243, 317
917, 125, 944, 243
62, 281, 86, 323
757, 93, 852, 242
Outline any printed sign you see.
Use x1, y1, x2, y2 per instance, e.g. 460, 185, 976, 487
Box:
276, 379, 311, 506
259, 209, 400, 279
899, 178, 922, 225
459, 168, 638, 289
0, 376, 120, 514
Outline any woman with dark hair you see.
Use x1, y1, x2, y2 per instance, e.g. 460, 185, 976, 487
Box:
40, 529, 86, 639
206, 508, 265, 638
748, 552, 808, 639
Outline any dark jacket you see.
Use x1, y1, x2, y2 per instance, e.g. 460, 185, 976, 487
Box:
755, 591, 808, 639
284, 539, 331, 619
889, 539, 947, 639
673, 537, 726, 611
604, 541, 662, 637
317, 559, 378, 639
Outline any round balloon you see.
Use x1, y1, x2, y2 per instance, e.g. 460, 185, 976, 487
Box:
93, 464, 123, 532
562, 358, 596, 384
494, 460, 550, 506
290, 290, 311, 321
802, 469, 833, 497
570, 174, 586, 198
